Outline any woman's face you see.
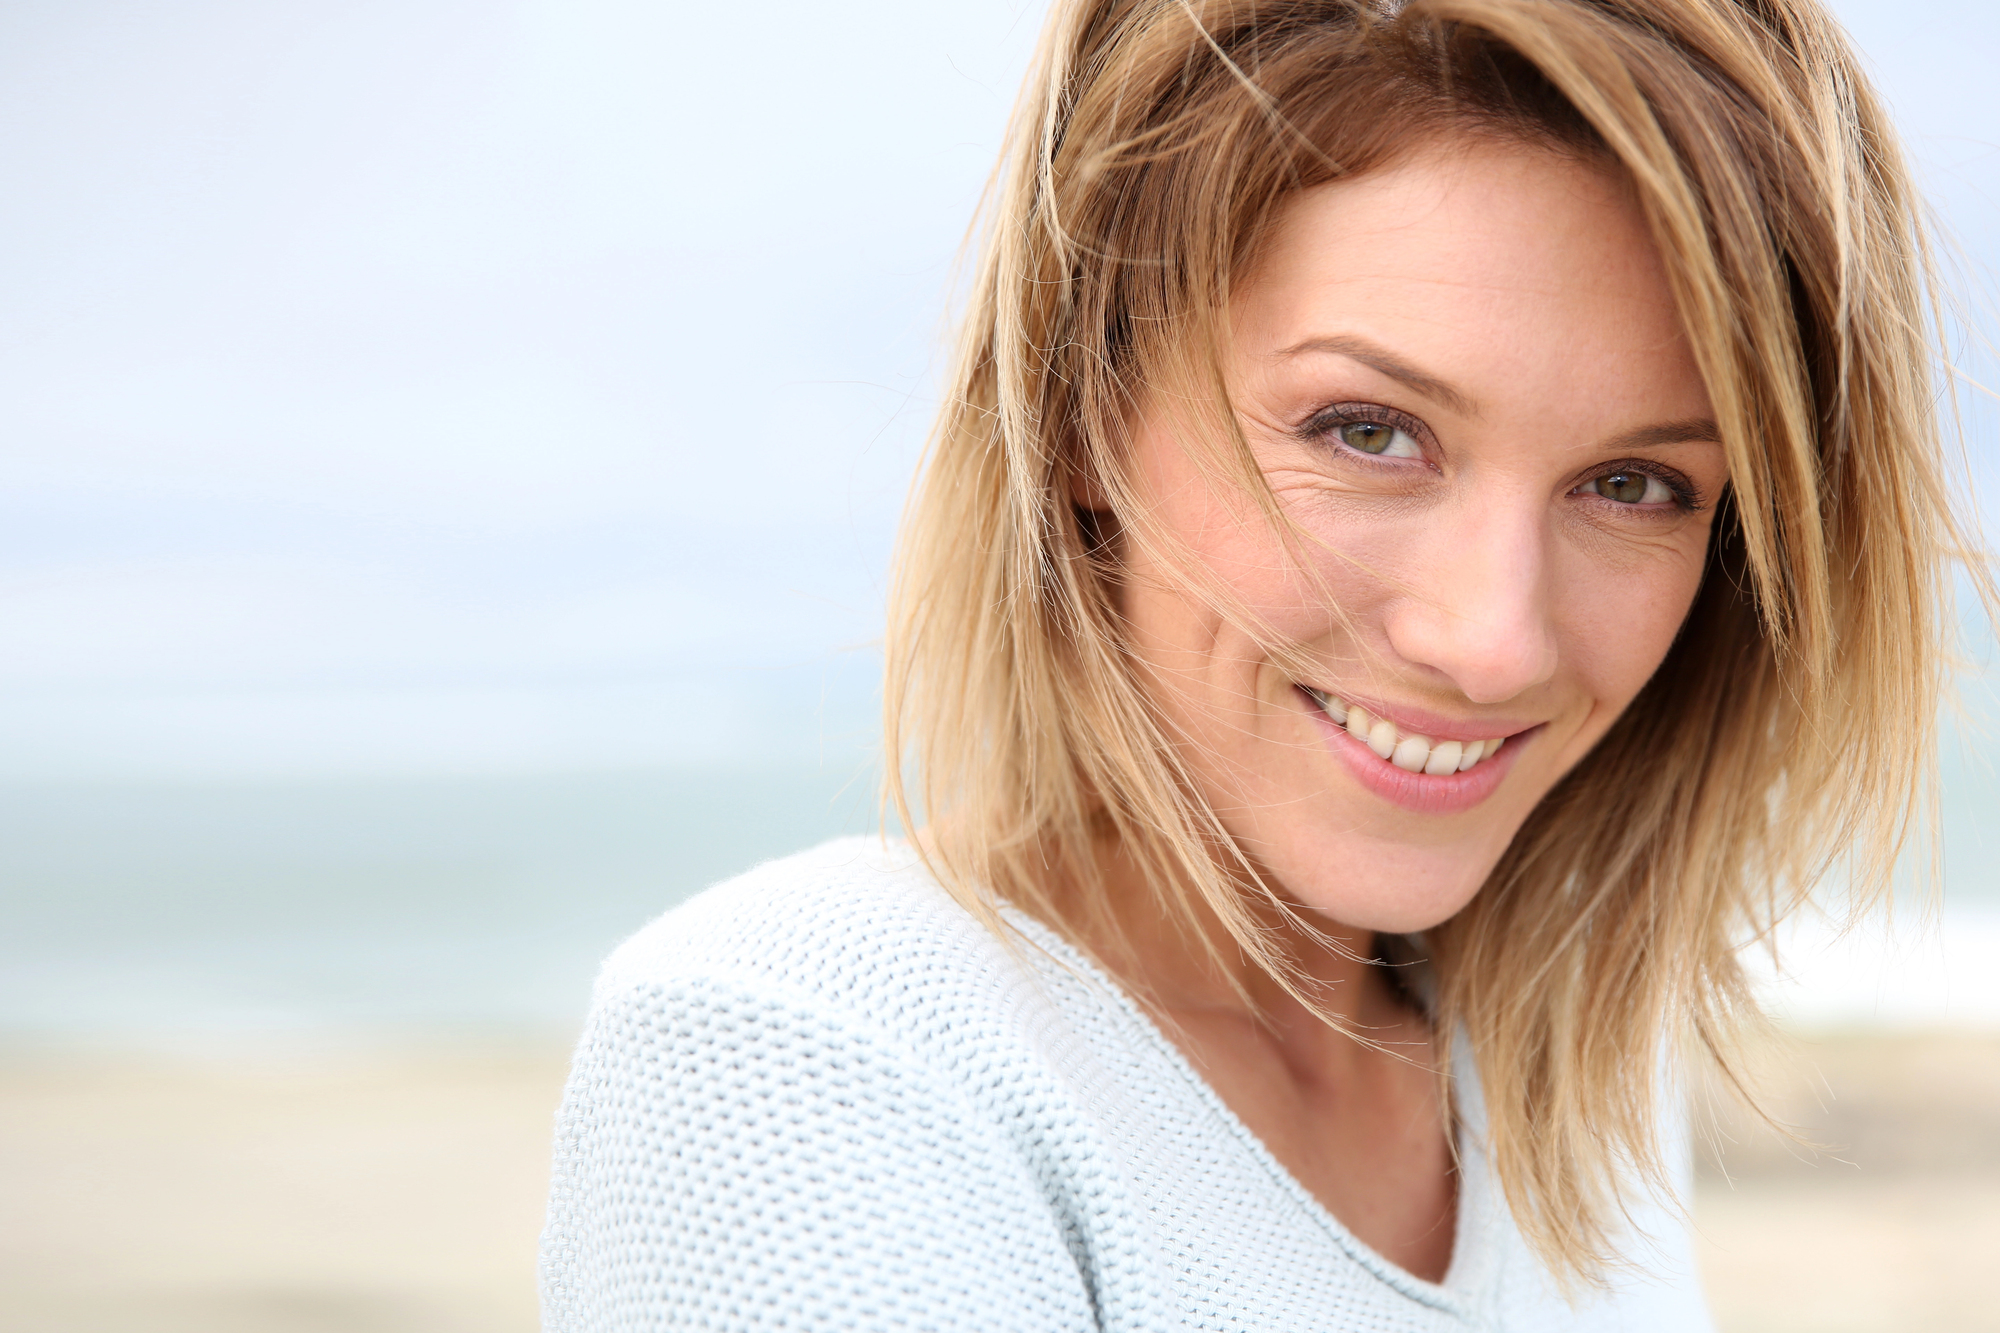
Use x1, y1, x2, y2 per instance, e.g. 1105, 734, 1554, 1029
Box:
1120, 139, 1729, 934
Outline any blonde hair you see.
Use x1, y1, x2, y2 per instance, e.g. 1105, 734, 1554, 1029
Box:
885, 0, 1982, 1284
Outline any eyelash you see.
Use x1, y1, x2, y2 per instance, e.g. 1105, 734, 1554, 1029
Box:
1298, 402, 1432, 460
1296, 401, 1706, 512
1581, 460, 1706, 512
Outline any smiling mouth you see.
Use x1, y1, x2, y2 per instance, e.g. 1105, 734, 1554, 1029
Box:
1299, 686, 1513, 776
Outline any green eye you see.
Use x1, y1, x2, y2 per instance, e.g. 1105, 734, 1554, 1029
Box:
1339, 422, 1392, 453
1337, 421, 1419, 458
1586, 470, 1670, 505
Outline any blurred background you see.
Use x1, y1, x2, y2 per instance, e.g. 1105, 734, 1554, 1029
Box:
0, 2, 1993, 1330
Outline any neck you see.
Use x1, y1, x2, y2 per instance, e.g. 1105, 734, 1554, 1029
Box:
1056, 833, 1428, 1053
1036, 829, 1459, 1284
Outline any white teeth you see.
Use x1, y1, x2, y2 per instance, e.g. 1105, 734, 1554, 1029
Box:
1306, 688, 1509, 777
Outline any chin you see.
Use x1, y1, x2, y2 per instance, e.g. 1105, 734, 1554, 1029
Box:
1314, 895, 1479, 938
1275, 841, 1497, 936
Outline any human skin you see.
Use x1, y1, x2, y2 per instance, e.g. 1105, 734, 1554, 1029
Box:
1090, 137, 1730, 1281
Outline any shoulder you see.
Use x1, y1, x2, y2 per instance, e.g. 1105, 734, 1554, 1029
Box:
594, 836, 1020, 1013
586, 837, 1081, 1064
545, 839, 1105, 1330
566, 837, 1141, 1178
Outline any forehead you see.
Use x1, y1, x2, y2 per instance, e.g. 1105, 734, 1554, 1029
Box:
1243, 141, 1674, 331
1231, 139, 1708, 430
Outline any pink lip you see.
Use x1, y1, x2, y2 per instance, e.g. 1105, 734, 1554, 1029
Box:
1296, 686, 1538, 816
1306, 688, 1541, 746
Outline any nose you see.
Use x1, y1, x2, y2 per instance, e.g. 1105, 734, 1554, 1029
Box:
1379, 497, 1559, 704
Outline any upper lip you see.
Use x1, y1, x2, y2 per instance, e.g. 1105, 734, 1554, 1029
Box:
1298, 684, 1540, 745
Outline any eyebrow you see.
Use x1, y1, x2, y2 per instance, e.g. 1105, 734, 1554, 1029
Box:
1276, 333, 1480, 418
1599, 417, 1723, 451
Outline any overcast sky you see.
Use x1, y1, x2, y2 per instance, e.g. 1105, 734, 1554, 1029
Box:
0, 0, 1992, 778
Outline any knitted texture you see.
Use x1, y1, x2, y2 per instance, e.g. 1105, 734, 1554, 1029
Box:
541, 839, 1713, 1331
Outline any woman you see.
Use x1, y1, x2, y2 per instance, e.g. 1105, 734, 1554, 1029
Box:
542, 1, 1979, 1327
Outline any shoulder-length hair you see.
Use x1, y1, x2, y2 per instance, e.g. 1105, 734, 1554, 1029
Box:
885, 0, 1980, 1284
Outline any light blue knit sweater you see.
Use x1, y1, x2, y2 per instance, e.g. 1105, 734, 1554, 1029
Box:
540, 838, 1713, 1330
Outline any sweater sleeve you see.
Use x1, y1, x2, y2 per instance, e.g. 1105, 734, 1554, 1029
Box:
538, 972, 1100, 1332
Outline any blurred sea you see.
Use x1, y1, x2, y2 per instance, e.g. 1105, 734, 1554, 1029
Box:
0, 763, 880, 1049
2, 724, 1996, 1049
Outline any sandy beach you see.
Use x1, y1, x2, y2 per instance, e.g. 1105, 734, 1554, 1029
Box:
2, 1030, 1995, 1332
0, 1042, 562, 1333
1691, 1029, 2000, 1332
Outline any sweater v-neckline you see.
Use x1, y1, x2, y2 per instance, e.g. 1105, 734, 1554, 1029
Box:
993, 898, 1503, 1320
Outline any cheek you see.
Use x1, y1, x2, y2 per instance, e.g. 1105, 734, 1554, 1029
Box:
1551, 539, 1708, 707
1121, 465, 1322, 649
1170, 481, 1402, 642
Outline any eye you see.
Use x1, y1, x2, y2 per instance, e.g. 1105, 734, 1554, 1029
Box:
1334, 419, 1423, 460
1578, 469, 1675, 506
